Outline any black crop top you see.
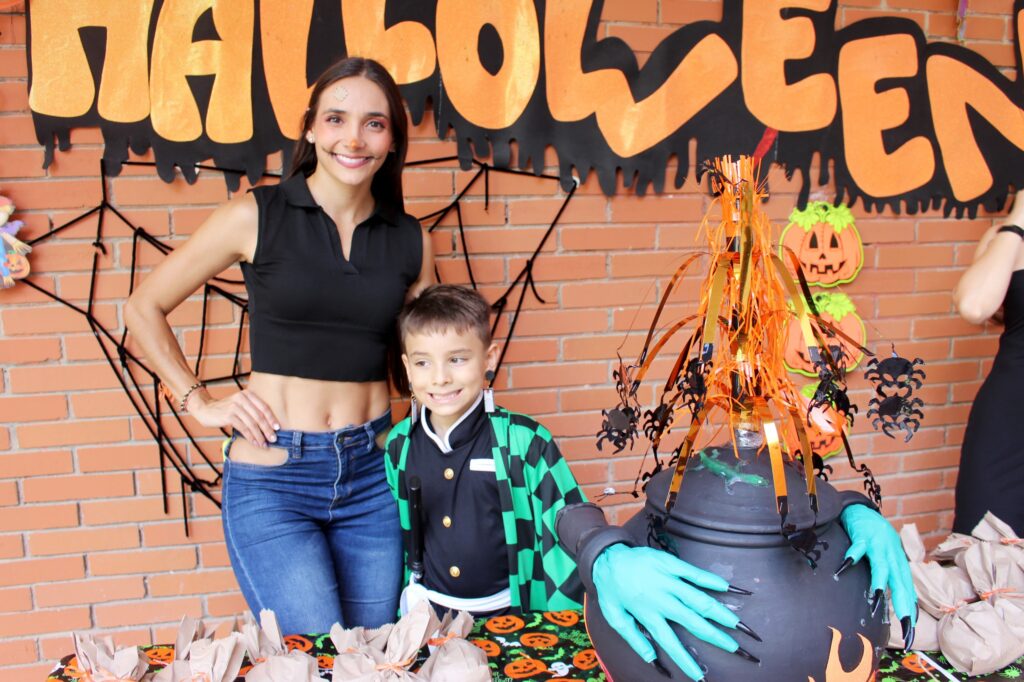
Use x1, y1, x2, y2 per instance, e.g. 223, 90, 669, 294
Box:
241, 175, 422, 382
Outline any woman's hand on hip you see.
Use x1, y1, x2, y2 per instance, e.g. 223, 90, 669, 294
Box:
190, 389, 280, 448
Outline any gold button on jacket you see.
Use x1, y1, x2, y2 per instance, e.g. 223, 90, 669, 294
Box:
449, 565, 461, 578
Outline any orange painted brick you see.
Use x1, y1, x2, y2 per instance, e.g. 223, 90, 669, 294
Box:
0, 480, 18, 506
497, 338, 559, 364
605, 23, 675, 53
89, 547, 197, 576
110, 176, 229, 207
492, 309, 605, 340
148, 569, 238, 597
508, 196, 607, 225
28, 525, 139, 557
600, 0, 657, 22
206, 592, 248, 618
912, 316, 981, 340
0, 337, 62, 364
1, 302, 117, 335
511, 362, 608, 389
0, 585, 31, 612
562, 280, 653, 308
969, 41, 1017, 68
0, 450, 74, 479
843, 9, 926, 30
3, 663, 65, 682
899, 489, 955, 516
81, 497, 183, 526
436, 256, 505, 285
68, 391, 136, 419
57, 272, 134, 302
0, 277, 56, 305
94, 597, 202, 628
539, 412, 603, 439
17, 418, 131, 449
3, 178, 103, 208
461, 227, 555, 254
0, 503, 78, 532
0, 395, 68, 422
142, 518, 224, 548
915, 269, 962, 292
0, 48, 28, 77
35, 576, 145, 608
660, 0, 723, 24
0, 606, 91, 638
199, 543, 231, 569
402, 169, 454, 197
563, 333, 644, 362
509, 254, 607, 281
0, 556, 85, 587
876, 293, 954, 317
610, 194, 703, 224
0, 114, 36, 145
45, 146, 107, 179
0, 639, 37, 666
562, 225, 655, 250
876, 244, 954, 269
0, 148, 43, 175
0, 533, 23, 559
492, 389, 559, 416
952, 335, 999, 358
77, 444, 155, 473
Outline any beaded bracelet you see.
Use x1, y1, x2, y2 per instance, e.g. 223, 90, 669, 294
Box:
178, 382, 205, 412
997, 224, 1024, 239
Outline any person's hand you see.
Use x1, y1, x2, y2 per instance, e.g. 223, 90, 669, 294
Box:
836, 504, 917, 650
592, 544, 759, 681
189, 388, 280, 447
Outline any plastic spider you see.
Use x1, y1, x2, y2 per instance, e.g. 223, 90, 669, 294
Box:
596, 405, 638, 453
808, 362, 857, 426
677, 357, 711, 416
864, 354, 926, 397
867, 393, 924, 442
643, 402, 675, 445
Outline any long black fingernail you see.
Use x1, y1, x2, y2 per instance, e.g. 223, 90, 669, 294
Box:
734, 647, 760, 664
901, 617, 915, 651
834, 557, 854, 578
649, 658, 671, 678
870, 589, 884, 617
735, 621, 762, 642
727, 584, 752, 595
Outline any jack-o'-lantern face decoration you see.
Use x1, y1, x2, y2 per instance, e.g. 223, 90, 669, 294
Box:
5, 253, 30, 280
520, 631, 560, 648
145, 645, 175, 665
317, 654, 335, 669
471, 638, 502, 657
784, 291, 865, 377
572, 648, 599, 670
485, 614, 525, 634
283, 634, 313, 652
504, 657, 549, 678
542, 610, 580, 627
780, 201, 863, 287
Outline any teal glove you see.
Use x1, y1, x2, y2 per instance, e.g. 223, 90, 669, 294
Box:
837, 504, 918, 649
592, 544, 759, 681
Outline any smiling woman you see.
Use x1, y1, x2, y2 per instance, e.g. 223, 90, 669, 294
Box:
123, 57, 434, 635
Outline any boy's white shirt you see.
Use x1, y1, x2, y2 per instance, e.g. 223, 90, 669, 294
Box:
418, 391, 484, 453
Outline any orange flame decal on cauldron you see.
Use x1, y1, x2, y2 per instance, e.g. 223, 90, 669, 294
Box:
807, 627, 876, 682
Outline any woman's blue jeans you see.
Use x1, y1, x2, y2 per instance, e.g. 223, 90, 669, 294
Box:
222, 411, 402, 635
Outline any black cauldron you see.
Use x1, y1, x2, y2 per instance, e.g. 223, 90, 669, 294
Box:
585, 446, 887, 682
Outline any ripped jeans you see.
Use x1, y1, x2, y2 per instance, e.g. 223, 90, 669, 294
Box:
221, 411, 402, 634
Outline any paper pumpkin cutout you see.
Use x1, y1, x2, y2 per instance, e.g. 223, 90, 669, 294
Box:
784, 291, 866, 377
780, 202, 863, 288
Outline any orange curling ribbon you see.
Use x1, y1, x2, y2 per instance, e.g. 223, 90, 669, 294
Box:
375, 657, 416, 672
980, 587, 1022, 601
427, 632, 460, 647
940, 599, 969, 614
1000, 538, 1023, 545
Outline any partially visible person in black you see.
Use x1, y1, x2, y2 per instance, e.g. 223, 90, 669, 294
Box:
953, 190, 1024, 535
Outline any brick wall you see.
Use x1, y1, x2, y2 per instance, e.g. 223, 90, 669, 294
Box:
0, 1, 1016, 678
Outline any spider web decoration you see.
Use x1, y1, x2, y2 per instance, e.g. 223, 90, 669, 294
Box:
17, 157, 576, 534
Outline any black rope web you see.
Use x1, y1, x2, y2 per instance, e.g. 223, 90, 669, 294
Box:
19, 157, 576, 534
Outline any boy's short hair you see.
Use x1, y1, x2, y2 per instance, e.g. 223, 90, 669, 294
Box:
399, 284, 492, 347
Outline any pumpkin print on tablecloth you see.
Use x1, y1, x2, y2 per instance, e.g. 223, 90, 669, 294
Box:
520, 631, 560, 649
485, 614, 526, 634
782, 381, 845, 458
317, 653, 335, 669
572, 648, 600, 670
784, 291, 866, 377
504, 656, 549, 678
780, 201, 863, 288
471, 638, 502, 657
283, 634, 314, 652
543, 610, 580, 627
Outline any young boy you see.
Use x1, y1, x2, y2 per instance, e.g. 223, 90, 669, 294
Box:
384, 284, 586, 615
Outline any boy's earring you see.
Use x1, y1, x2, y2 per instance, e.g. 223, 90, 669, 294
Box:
410, 395, 419, 424
483, 370, 496, 413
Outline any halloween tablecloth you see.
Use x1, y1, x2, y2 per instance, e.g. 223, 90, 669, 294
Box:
46, 610, 1024, 681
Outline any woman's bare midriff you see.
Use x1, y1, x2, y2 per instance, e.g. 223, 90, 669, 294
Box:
227, 372, 392, 465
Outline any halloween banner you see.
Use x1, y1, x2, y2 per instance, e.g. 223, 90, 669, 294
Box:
23, 0, 1024, 215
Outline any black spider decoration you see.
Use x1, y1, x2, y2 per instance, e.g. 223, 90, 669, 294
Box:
864, 354, 926, 396
782, 522, 829, 569
798, 451, 833, 481
865, 352, 926, 442
643, 402, 675, 444
867, 394, 925, 442
808, 361, 857, 426
677, 357, 711, 416
596, 405, 638, 453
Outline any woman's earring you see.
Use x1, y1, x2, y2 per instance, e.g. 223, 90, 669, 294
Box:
305, 132, 315, 144
483, 370, 496, 413
410, 395, 419, 424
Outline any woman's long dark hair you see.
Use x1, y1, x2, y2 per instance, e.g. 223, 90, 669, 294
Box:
287, 57, 408, 212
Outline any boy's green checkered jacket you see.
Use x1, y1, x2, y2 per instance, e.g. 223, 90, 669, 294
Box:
384, 405, 586, 612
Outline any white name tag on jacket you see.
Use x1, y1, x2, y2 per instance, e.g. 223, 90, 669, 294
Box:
469, 458, 496, 472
